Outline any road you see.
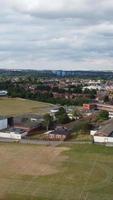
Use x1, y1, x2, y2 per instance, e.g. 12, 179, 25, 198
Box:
0, 138, 92, 146
21, 139, 92, 146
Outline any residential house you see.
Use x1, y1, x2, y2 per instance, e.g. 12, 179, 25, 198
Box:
44, 126, 71, 141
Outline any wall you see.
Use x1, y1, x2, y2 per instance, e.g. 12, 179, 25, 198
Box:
109, 112, 113, 119
94, 136, 113, 143
83, 104, 96, 111
0, 119, 7, 130
0, 131, 27, 140
90, 130, 97, 136
97, 104, 113, 112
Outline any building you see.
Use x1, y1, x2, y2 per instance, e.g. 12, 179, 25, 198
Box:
0, 117, 27, 140
83, 104, 96, 111
0, 90, 8, 96
0, 117, 8, 130
108, 112, 113, 119
0, 128, 27, 140
0, 114, 44, 140
83, 103, 113, 112
12, 114, 44, 134
96, 104, 113, 112
44, 126, 71, 141
91, 119, 113, 143
50, 108, 59, 120
83, 85, 102, 91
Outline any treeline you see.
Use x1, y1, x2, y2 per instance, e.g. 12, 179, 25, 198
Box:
0, 80, 93, 106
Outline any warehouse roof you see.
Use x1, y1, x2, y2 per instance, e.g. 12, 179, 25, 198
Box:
13, 114, 44, 128
0, 116, 7, 120
49, 126, 71, 136
95, 119, 113, 137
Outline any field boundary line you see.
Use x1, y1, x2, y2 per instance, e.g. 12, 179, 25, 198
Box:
79, 155, 98, 200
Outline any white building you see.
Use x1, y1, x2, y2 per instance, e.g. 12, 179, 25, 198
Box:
109, 112, 113, 119
50, 108, 59, 120
83, 85, 102, 91
0, 90, 8, 96
0, 118, 8, 130
91, 119, 113, 144
0, 131, 27, 140
0, 117, 27, 140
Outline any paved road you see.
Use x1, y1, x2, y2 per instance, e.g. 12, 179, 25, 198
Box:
20, 139, 63, 146
0, 138, 92, 146
21, 139, 92, 146
0, 138, 19, 143
64, 141, 92, 144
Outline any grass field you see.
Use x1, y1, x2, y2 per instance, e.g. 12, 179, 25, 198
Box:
70, 133, 92, 142
0, 143, 113, 200
0, 97, 54, 116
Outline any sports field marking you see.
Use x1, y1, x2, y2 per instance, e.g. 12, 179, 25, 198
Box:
2, 145, 68, 197
79, 156, 98, 200
24, 147, 69, 197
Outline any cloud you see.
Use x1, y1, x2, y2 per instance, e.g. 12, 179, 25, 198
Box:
4, 0, 113, 21
0, 0, 112, 70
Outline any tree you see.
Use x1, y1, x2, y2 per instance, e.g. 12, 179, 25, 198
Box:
104, 95, 109, 103
73, 109, 81, 119
57, 113, 70, 124
55, 107, 70, 124
56, 107, 66, 115
97, 110, 109, 121
43, 114, 53, 131
73, 121, 92, 134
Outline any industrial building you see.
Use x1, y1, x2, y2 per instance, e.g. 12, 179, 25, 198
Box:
0, 117, 8, 130
0, 114, 44, 140
96, 104, 113, 112
12, 114, 44, 134
83, 103, 113, 112
0, 90, 8, 96
91, 119, 113, 144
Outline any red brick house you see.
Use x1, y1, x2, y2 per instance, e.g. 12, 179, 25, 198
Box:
44, 126, 71, 141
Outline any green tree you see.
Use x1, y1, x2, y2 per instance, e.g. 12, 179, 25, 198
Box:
73, 121, 92, 134
55, 107, 70, 124
56, 107, 66, 115
73, 109, 82, 119
43, 114, 53, 131
97, 110, 109, 121
104, 95, 109, 103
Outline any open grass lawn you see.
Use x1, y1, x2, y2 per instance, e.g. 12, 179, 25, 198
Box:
0, 97, 53, 116
0, 143, 113, 200
70, 132, 92, 142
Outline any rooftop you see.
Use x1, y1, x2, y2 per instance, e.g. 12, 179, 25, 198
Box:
95, 119, 113, 137
48, 126, 70, 136
14, 114, 44, 128
0, 116, 7, 120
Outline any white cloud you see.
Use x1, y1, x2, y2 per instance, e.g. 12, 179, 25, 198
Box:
3, 0, 113, 21
8, 0, 88, 13
0, 0, 113, 70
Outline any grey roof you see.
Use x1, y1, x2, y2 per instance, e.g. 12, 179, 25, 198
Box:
0, 116, 7, 120
13, 114, 44, 128
49, 126, 70, 136
95, 119, 113, 137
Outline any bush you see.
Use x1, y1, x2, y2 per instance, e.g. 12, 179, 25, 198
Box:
73, 121, 92, 134
97, 110, 109, 121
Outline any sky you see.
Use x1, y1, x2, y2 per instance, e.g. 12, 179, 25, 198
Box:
0, 0, 113, 71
